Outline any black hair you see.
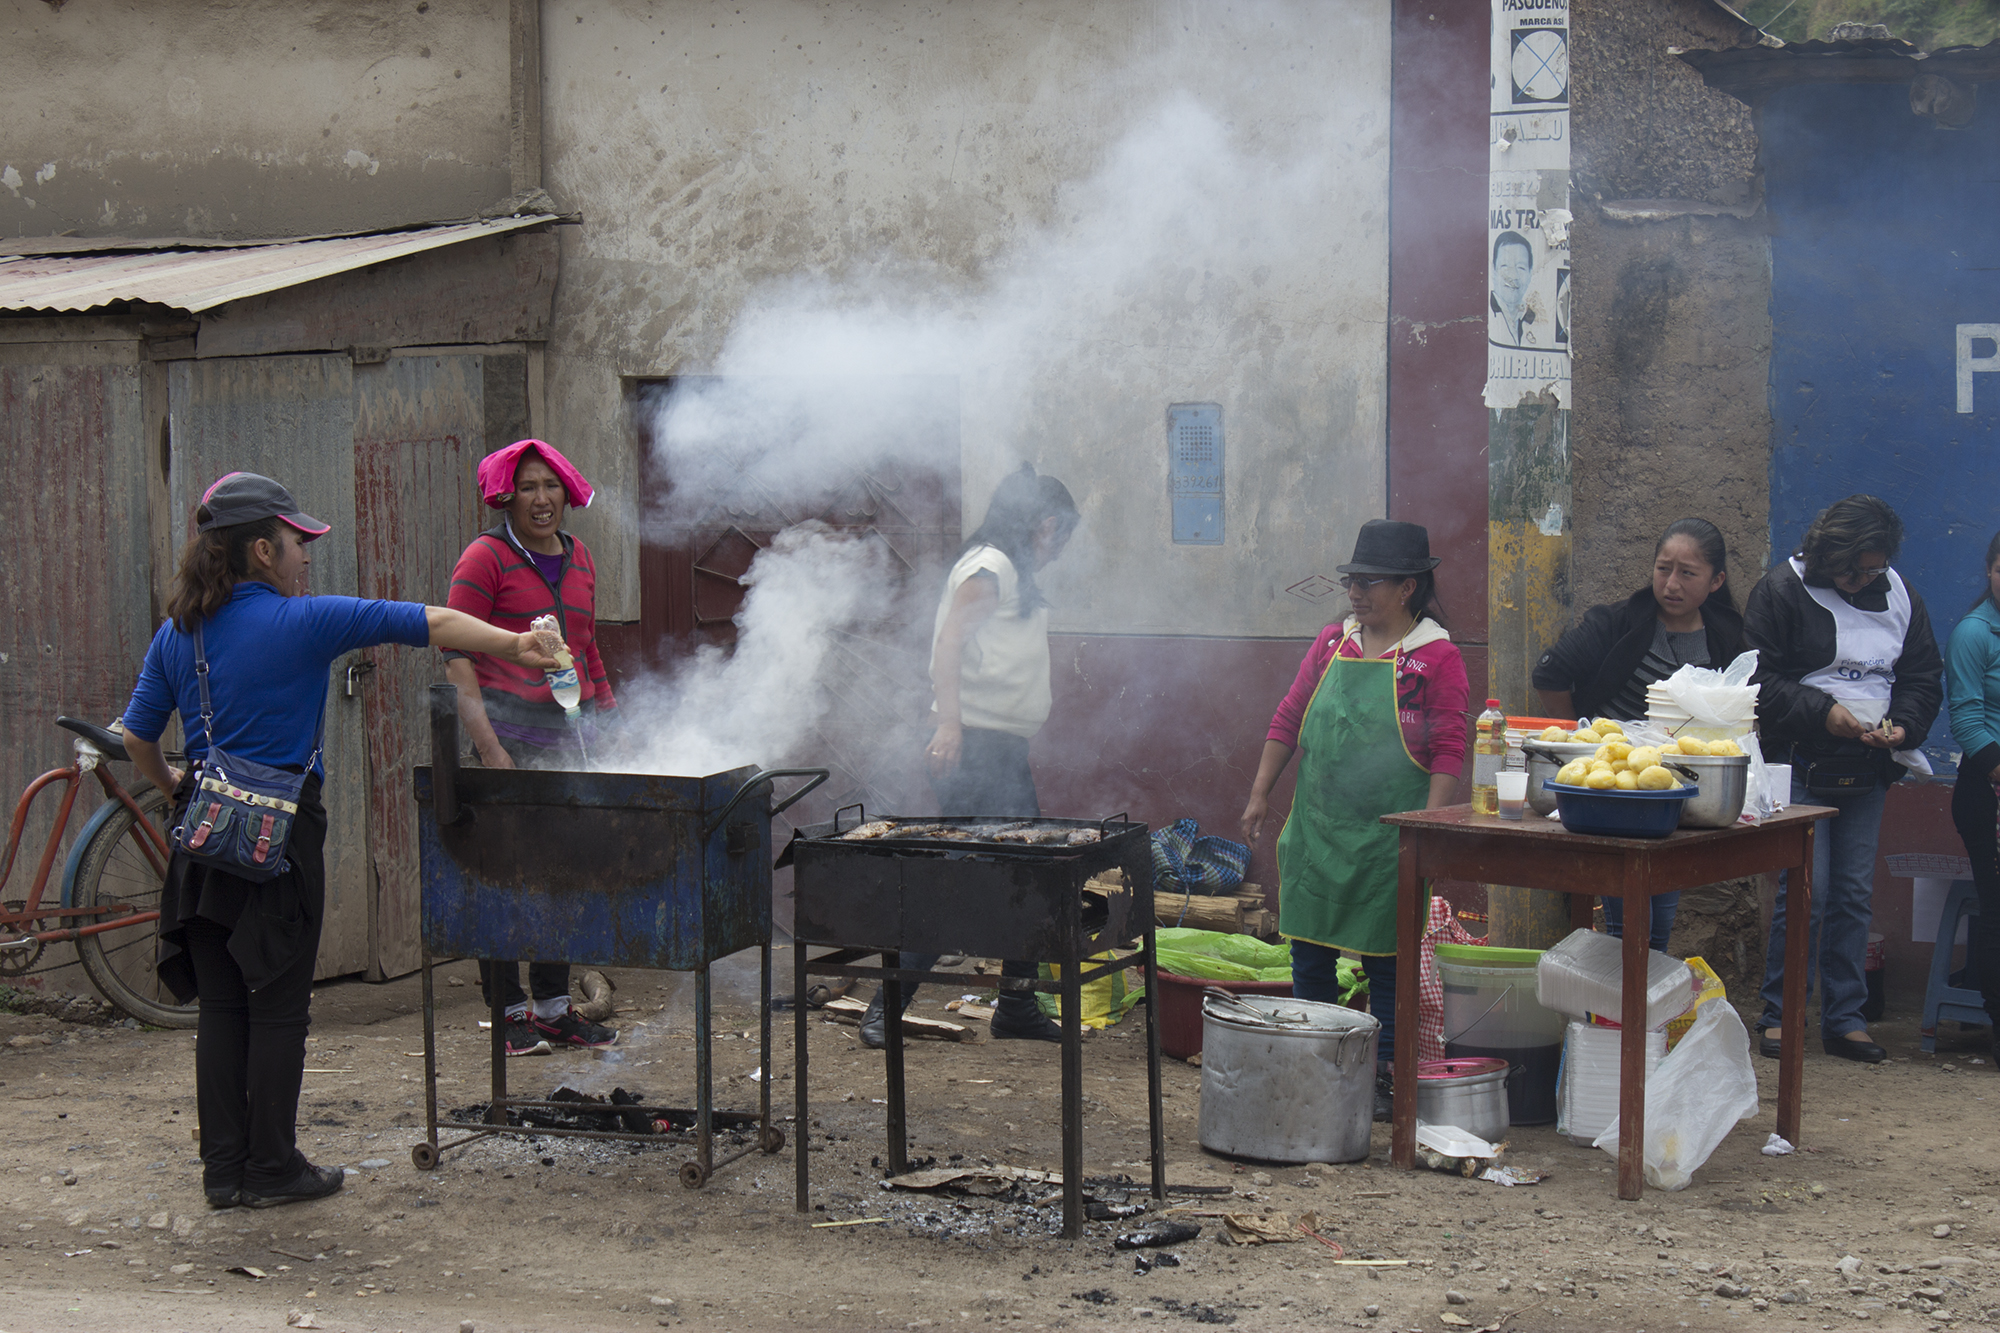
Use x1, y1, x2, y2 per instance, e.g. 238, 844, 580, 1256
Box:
1654, 517, 1735, 613
1970, 530, 2000, 612
1492, 231, 1532, 266
166, 514, 286, 632
961, 464, 1079, 616
1406, 571, 1449, 630
1797, 494, 1904, 584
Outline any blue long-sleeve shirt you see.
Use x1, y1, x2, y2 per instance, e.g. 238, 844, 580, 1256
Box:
124, 583, 429, 778
1948, 598, 2000, 779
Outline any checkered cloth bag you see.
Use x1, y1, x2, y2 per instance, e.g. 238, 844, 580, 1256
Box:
1150, 818, 1251, 897
1416, 895, 1486, 1063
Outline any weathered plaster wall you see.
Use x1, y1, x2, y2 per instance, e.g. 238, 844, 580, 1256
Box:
1568, 0, 1770, 620
0, 0, 512, 239
540, 0, 1394, 630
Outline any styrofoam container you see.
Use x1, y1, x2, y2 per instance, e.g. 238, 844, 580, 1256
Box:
1556, 1019, 1667, 1146
1534, 927, 1696, 1029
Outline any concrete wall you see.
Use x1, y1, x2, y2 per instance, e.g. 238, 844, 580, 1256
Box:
0, 0, 513, 239
539, 0, 1394, 632
1567, 0, 1770, 620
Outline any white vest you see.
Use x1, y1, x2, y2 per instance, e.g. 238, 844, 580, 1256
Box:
1790, 556, 1910, 728
931, 545, 1052, 739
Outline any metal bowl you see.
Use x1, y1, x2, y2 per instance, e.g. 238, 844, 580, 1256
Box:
1521, 742, 1601, 816
1670, 753, 1752, 827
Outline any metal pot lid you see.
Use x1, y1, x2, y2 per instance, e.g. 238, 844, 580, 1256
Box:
1201, 990, 1378, 1033
1416, 1056, 1510, 1080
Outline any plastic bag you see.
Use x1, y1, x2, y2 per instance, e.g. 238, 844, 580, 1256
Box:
1591, 999, 1759, 1190
1034, 951, 1143, 1029
1659, 650, 1760, 729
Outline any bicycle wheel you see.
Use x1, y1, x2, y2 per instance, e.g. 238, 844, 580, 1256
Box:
71, 784, 195, 1029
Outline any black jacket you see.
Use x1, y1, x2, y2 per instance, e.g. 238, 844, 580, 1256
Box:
1533, 586, 1747, 720
1741, 559, 1944, 776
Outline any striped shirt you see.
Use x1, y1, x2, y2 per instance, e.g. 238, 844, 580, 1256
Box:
1604, 622, 1710, 722
444, 523, 616, 727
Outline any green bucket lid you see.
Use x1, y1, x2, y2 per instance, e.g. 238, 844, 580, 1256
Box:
1434, 943, 1542, 968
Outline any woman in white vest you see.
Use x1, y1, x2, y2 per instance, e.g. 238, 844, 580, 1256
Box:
1743, 495, 1943, 1064
857, 465, 1080, 1049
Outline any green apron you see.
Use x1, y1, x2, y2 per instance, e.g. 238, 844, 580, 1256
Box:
1276, 637, 1434, 956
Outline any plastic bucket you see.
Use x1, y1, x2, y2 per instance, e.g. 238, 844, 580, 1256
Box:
1437, 944, 1564, 1125
1154, 971, 1291, 1060
1198, 992, 1378, 1163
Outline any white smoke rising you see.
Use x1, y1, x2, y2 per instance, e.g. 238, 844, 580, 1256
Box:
619, 38, 1384, 785
604, 523, 896, 777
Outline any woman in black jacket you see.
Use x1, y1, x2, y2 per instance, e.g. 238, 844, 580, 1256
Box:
1745, 495, 1943, 1065
1534, 518, 1744, 950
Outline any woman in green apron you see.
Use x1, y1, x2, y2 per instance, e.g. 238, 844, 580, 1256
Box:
1240, 521, 1469, 1114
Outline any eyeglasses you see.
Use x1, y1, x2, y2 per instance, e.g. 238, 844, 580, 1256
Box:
1839, 560, 1890, 582
1340, 575, 1396, 592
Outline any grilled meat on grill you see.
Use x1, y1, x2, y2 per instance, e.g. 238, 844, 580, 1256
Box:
841, 820, 899, 840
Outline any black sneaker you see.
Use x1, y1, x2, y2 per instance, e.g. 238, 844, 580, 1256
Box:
203, 1184, 241, 1210
1373, 1074, 1394, 1122
534, 1008, 618, 1050
241, 1161, 344, 1209
501, 1015, 551, 1057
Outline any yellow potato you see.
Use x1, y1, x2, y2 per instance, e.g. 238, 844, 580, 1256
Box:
1588, 759, 1614, 776
1614, 769, 1639, 790
1709, 738, 1744, 757
1583, 768, 1618, 790
1540, 725, 1569, 743
1636, 764, 1678, 790
1572, 729, 1601, 745
1556, 760, 1590, 786
1606, 740, 1634, 762
1595, 719, 1625, 736
1593, 743, 1615, 763
1626, 746, 1661, 772
1675, 736, 1710, 756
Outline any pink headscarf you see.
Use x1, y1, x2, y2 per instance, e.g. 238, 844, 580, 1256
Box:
476, 439, 594, 511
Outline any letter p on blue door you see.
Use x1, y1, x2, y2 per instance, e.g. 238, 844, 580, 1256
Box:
1958, 324, 2000, 413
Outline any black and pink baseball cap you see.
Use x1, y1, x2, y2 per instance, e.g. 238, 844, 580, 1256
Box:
196, 472, 332, 538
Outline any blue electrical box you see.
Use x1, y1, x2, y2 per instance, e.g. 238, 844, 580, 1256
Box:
1168, 403, 1223, 545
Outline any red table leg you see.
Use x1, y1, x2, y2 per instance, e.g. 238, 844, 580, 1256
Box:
1616, 860, 1649, 1200
1390, 838, 1423, 1168
1778, 823, 1815, 1145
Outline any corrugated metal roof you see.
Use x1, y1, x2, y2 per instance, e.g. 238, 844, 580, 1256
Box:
1679, 35, 2000, 102
0, 215, 557, 314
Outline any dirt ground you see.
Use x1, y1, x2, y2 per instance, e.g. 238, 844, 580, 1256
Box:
4, 949, 1999, 1333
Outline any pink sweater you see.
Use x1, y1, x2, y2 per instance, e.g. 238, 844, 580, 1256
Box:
1266, 622, 1470, 777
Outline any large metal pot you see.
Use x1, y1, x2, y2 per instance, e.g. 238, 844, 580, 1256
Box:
1672, 753, 1752, 827
1522, 742, 1599, 816
1415, 1056, 1511, 1143
1198, 991, 1378, 1164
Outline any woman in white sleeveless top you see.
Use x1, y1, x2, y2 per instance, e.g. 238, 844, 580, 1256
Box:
1743, 496, 1944, 1064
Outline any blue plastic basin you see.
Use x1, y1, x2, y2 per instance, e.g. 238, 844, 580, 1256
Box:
1542, 780, 1690, 839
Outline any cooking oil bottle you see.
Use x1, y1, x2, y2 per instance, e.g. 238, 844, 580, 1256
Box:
1471, 698, 1507, 816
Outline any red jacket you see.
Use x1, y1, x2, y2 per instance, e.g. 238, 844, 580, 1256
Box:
445, 524, 616, 725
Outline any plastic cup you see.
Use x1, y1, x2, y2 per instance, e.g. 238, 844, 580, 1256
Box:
1496, 769, 1528, 820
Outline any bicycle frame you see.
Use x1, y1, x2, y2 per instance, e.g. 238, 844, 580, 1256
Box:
0, 739, 170, 948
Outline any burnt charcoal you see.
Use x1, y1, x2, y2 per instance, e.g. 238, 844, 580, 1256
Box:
1134, 1251, 1183, 1274
1114, 1220, 1202, 1250
1071, 1289, 1118, 1305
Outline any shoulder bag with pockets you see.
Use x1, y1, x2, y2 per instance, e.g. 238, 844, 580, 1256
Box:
169, 623, 322, 883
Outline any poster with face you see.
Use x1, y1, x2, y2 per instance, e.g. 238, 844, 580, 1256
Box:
1485, 0, 1570, 408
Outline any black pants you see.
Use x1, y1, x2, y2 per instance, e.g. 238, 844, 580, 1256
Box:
891, 727, 1041, 1012
1950, 770, 2000, 1026
479, 730, 573, 1013
183, 912, 321, 1194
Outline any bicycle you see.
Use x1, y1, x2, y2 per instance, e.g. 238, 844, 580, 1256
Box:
0, 717, 194, 1029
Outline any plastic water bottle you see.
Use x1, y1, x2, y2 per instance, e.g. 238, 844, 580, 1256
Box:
547, 646, 582, 716
1472, 699, 1507, 816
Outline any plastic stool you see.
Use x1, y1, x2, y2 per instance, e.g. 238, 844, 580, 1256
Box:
1884, 853, 1985, 1051
1918, 880, 1984, 1051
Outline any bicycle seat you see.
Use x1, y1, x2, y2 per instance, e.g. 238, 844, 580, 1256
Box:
57, 717, 130, 763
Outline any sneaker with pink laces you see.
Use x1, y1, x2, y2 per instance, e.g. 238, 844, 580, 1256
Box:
532, 1009, 618, 1049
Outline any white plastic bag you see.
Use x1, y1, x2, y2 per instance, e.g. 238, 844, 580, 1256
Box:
1660, 650, 1760, 729
1592, 999, 1759, 1190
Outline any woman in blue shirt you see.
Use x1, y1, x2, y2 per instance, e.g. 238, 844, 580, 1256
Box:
1948, 531, 2000, 1049
122, 472, 554, 1211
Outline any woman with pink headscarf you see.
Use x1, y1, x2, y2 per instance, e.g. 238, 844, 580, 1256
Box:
445, 439, 619, 1055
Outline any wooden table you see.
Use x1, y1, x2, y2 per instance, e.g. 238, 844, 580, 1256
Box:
1379, 804, 1834, 1198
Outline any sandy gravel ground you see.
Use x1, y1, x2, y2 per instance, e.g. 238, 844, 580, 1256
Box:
3, 950, 1997, 1333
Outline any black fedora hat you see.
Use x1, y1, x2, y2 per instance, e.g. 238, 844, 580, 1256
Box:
1336, 519, 1441, 576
